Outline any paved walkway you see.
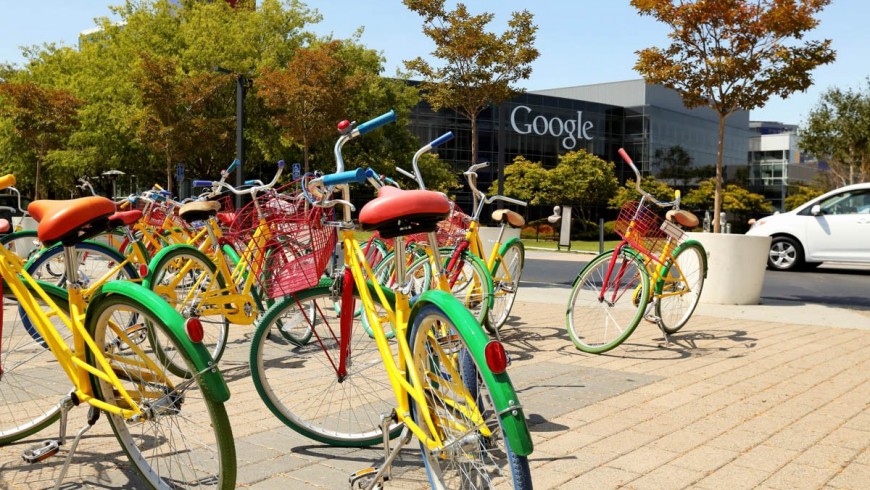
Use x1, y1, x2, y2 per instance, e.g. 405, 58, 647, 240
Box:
2, 252, 869, 489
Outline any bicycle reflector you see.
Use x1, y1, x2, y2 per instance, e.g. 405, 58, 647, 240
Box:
484, 340, 508, 374
139, 264, 149, 279
185, 318, 204, 343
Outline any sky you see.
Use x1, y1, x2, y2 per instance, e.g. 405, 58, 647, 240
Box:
1, 0, 868, 126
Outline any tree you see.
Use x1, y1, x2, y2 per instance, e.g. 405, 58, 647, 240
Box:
682, 178, 773, 230
799, 82, 870, 187
632, 0, 836, 232
496, 156, 549, 205
257, 41, 367, 174
784, 184, 824, 211
130, 53, 235, 191
0, 81, 82, 199
609, 176, 677, 210
403, 0, 539, 166
653, 145, 694, 187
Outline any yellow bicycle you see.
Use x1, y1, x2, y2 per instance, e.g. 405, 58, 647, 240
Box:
0, 176, 235, 489
249, 111, 533, 489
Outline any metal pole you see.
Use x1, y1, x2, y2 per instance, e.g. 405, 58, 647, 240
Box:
235, 75, 246, 210
497, 103, 506, 205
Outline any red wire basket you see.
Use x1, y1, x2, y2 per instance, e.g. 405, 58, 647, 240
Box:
381, 201, 470, 248
614, 201, 670, 261
226, 186, 335, 299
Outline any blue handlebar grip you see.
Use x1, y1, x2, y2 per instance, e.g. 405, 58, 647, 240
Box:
277, 160, 285, 168
323, 168, 368, 186
365, 168, 379, 180
430, 132, 454, 148
356, 110, 396, 135
226, 159, 239, 173
193, 180, 213, 187
244, 180, 259, 186
158, 190, 172, 196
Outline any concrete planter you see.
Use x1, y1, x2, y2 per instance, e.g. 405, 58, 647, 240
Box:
686, 232, 771, 305
477, 227, 521, 261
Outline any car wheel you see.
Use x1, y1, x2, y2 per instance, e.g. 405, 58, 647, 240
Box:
768, 236, 803, 271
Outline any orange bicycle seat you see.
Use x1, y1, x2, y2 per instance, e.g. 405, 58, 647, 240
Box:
28, 196, 116, 244
359, 189, 451, 239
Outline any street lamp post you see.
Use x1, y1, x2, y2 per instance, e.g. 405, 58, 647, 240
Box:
215, 67, 248, 209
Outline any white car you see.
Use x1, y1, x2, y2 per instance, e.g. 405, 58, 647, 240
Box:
746, 182, 870, 271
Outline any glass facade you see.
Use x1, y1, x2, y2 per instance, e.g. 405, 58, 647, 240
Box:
407, 87, 752, 216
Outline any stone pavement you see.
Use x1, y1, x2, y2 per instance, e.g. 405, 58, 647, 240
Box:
2, 251, 869, 489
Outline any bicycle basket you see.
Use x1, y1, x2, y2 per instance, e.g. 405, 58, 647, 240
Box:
233, 203, 335, 299
614, 201, 671, 261
222, 181, 304, 247
387, 202, 470, 248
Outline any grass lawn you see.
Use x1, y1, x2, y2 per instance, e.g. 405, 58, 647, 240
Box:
520, 238, 621, 254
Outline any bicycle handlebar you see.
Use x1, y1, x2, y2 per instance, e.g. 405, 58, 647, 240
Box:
407, 131, 453, 190
196, 160, 285, 197
617, 148, 673, 208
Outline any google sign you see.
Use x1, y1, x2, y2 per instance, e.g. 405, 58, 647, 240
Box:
509, 105, 594, 150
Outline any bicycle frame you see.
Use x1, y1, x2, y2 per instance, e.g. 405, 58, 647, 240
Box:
0, 242, 227, 419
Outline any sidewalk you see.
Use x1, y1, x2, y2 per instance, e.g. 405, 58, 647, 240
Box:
2, 258, 869, 489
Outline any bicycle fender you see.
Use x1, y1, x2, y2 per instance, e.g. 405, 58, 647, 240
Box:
140, 243, 201, 289
653, 239, 708, 293
409, 290, 534, 457
89, 281, 231, 403
492, 238, 525, 275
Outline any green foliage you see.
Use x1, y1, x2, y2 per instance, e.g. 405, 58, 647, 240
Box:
682, 178, 773, 216
632, 0, 836, 232
403, 0, 538, 163
799, 81, 870, 186
784, 185, 825, 211
609, 176, 677, 210
497, 155, 548, 205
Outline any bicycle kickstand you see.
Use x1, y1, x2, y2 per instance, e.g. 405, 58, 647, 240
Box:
53, 406, 100, 490
349, 411, 411, 490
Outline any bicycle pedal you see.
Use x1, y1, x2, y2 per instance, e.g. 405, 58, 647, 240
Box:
22, 440, 60, 463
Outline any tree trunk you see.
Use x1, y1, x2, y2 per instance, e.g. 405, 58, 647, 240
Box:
470, 114, 478, 165
713, 114, 726, 233
34, 158, 42, 200
303, 136, 309, 174
165, 149, 173, 193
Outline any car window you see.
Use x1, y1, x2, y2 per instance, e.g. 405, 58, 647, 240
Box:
818, 190, 870, 215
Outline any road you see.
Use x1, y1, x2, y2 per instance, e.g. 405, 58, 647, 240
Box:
522, 250, 870, 309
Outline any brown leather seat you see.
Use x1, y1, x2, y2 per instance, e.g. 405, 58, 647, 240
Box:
491, 209, 525, 228
179, 200, 221, 223
28, 196, 117, 244
666, 209, 699, 228
359, 188, 451, 239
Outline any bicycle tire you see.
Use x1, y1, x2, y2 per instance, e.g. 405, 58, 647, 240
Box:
0, 229, 43, 265
409, 303, 533, 488
409, 248, 492, 326
249, 283, 401, 447
0, 283, 71, 445
86, 293, 235, 489
566, 248, 650, 353
486, 239, 525, 333
147, 246, 230, 375
656, 240, 706, 334
24, 240, 138, 288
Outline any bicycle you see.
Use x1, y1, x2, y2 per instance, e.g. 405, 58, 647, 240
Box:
566, 148, 707, 353
143, 161, 332, 373
0, 175, 236, 489
249, 111, 533, 489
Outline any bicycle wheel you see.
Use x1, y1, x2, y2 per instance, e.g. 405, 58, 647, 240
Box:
0, 284, 71, 445
409, 303, 532, 488
656, 241, 706, 334
249, 283, 401, 446
566, 248, 650, 354
147, 246, 230, 374
426, 249, 492, 326
26, 240, 139, 288
86, 293, 235, 489
486, 239, 525, 333
0, 229, 43, 265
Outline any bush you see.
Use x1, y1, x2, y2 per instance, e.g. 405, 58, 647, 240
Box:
521, 222, 555, 240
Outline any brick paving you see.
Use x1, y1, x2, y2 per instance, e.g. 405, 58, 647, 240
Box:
2, 260, 869, 489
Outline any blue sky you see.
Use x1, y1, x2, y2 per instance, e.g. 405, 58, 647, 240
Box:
1, 1, 868, 125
